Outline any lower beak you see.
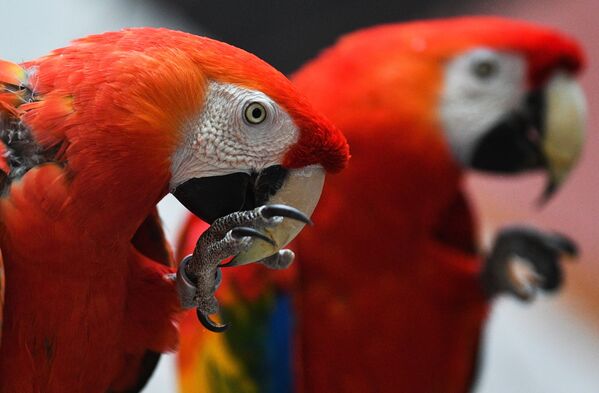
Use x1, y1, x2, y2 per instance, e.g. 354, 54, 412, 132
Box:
540, 73, 586, 200
232, 165, 325, 265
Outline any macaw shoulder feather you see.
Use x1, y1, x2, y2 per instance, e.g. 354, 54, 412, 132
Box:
0, 59, 70, 194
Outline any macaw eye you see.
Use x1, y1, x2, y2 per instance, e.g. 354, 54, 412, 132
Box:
244, 102, 267, 124
472, 60, 498, 79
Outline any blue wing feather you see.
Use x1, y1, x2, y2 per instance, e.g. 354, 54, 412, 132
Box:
265, 293, 294, 393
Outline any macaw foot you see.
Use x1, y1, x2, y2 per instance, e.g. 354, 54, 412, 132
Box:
481, 226, 578, 301
176, 204, 310, 332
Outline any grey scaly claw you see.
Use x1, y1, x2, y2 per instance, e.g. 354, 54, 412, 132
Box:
177, 256, 227, 331
176, 256, 198, 309
177, 204, 310, 332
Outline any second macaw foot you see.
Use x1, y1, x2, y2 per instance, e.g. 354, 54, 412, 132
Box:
481, 226, 578, 301
176, 204, 310, 332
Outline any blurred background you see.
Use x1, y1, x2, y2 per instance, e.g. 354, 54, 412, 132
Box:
1, 0, 597, 392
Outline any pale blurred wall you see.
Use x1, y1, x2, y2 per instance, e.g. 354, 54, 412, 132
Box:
1, 1, 599, 393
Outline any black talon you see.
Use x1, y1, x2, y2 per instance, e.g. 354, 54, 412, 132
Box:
230, 226, 276, 246
546, 233, 578, 257
197, 308, 229, 333
262, 204, 313, 225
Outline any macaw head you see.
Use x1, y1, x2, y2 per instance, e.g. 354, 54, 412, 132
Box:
159, 30, 350, 263
294, 17, 585, 201
14, 28, 348, 263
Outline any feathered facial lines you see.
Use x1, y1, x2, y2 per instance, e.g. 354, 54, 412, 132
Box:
169, 80, 325, 268
440, 48, 527, 165
169, 81, 299, 190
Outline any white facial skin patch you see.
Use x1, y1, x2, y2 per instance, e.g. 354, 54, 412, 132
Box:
170, 81, 299, 189
440, 48, 527, 165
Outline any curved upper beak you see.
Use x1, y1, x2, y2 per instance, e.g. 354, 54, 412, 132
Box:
540, 73, 586, 201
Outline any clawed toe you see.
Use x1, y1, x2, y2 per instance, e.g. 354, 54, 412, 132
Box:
260, 204, 313, 225
230, 226, 275, 246
481, 226, 577, 300
196, 309, 229, 333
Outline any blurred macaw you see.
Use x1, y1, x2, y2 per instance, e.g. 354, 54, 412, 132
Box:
176, 17, 585, 393
0, 28, 348, 393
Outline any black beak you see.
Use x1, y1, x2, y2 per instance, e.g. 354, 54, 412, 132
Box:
470, 89, 546, 174
469, 72, 586, 203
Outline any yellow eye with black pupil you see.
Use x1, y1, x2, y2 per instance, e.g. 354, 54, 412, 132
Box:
472, 60, 498, 79
245, 102, 267, 124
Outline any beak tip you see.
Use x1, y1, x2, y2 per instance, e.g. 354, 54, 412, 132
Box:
536, 177, 559, 207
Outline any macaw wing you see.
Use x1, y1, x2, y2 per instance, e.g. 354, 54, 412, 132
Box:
131, 207, 176, 270
176, 216, 296, 393
110, 207, 177, 393
0, 58, 177, 391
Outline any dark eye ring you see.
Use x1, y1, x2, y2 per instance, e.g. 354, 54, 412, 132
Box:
244, 102, 267, 124
472, 60, 498, 79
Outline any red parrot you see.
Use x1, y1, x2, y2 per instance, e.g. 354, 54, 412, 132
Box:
0, 28, 348, 393
176, 17, 585, 393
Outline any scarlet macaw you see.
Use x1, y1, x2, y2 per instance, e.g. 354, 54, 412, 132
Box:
176, 17, 585, 393
0, 28, 348, 393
